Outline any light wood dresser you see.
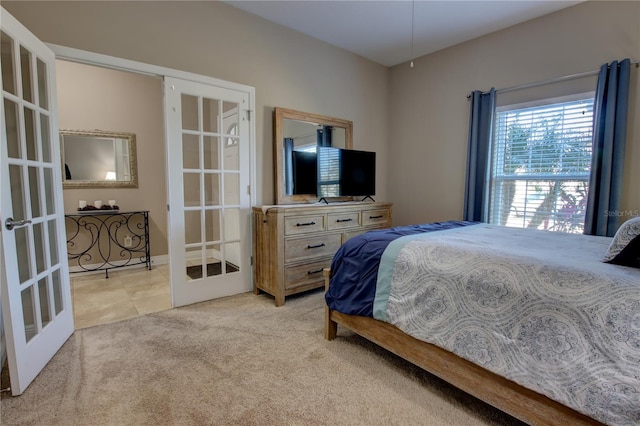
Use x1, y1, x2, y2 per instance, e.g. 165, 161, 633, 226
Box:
253, 202, 392, 306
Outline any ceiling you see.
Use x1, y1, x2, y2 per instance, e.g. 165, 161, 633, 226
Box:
226, 0, 582, 67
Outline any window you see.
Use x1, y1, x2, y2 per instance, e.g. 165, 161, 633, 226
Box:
317, 147, 341, 197
488, 95, 594, 233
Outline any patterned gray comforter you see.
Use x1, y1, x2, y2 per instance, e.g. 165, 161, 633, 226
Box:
373, 224, 640, 425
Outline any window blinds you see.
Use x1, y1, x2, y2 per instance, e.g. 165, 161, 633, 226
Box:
317, 147, 341, 197
489, 98, 594, 233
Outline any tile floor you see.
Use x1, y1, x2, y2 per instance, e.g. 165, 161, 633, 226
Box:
71, 264, 172, 329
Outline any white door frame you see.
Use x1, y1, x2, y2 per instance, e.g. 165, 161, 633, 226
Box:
47, 44, 257, 302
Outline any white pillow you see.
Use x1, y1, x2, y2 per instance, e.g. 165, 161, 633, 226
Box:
603, 216, 640, 263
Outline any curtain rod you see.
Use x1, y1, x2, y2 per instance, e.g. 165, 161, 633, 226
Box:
468, 60, 639, 99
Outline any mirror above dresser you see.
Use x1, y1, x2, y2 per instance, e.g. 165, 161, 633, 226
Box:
273, 107, 352, 204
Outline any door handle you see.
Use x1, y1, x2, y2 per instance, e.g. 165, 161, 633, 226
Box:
5, 217, 32, 231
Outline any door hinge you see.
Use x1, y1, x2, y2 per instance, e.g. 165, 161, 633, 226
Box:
246, 109, 252, 121
167, 204, 170, 212
250, 256, 253, 266
247, 185, 251, 195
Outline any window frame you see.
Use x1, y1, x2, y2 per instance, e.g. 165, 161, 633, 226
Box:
487, 91, 595, 233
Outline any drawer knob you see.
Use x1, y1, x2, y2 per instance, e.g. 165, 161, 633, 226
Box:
307, 268, 324, 275
307, 243, 326, 249
336, 218, 353, 223
369, 215, 384, 219
296, 221, 316, 227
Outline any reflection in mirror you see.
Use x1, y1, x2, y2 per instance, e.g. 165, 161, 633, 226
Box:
274, 107, 352, 204
60, 130, 137, 188
284, 119, 347, 196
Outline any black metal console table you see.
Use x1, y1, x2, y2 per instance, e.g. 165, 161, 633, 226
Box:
65, 210, 151, 278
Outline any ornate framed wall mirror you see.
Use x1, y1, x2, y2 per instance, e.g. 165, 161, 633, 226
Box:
274, 107, 353, 204
60, 129, 138, 188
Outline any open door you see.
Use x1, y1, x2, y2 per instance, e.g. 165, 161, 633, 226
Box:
165, 77, 253, 307
0, 7, 73, 395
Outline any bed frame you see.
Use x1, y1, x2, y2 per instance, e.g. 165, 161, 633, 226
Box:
323, 270, 603, 426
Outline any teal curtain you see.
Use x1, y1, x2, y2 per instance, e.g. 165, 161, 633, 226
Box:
464, 88, 495, 222
585, 59, 631, 237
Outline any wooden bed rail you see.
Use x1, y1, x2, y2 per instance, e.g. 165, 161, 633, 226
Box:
322, 268, 603, 426
323, 269, 338, 340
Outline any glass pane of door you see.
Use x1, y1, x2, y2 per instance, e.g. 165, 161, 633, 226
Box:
203, 97, 220, 133
182, 134, 199, 169
181, 94, 198, 131
28, 166, 41, 217
15, 226, 32, 284
33, 222, 46, 274
20, 45, 33, 104
4, 98, 20, 158
204, 173, 220, 206
203, 136, 220, 169
47, 219, 59, 265
51, 269, 64, 315
205, 243, 223, 277
9, 164, 26, 221
24, 107, 37, 161
183, 173, 200, 207
38, 278, 51, 328
21, 287, 36, 342
1, 31, 17, 95
36, 57, 49, 109
40, 113, 51, 162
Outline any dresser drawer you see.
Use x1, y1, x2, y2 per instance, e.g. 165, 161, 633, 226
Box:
285, 259, 332, 291
327, 212, 360, 230
285, 215, 325, 235
362, 209, 390, 227
285, 233, 342, 263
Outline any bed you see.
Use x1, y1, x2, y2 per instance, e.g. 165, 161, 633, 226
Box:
323, 221, 640, 426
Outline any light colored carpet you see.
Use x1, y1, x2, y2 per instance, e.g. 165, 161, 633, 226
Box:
0, 290, 524, 425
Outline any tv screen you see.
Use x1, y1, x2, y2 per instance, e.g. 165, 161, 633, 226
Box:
317, 147, 375, 198
291, 151, 317, 194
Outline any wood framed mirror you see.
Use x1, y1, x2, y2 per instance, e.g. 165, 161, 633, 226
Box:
274, 107, 353, 204
60, 129, 138, 189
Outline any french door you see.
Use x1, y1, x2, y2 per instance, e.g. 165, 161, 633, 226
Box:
0, 8, 74, 395
164, 77, 252, 307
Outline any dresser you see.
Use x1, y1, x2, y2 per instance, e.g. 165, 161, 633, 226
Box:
253, 202, 392, 306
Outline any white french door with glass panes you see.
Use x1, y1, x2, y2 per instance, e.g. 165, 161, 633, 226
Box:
165, 77, 252, 307
0, 7, 74, 395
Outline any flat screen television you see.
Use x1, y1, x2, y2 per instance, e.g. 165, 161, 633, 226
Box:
317, 147, 376, 199
291, 150, 317, 195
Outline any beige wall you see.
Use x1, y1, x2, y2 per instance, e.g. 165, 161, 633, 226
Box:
4, 1, 638, 231
56, 60, 167, 256
389, 1, 640, 226
3, 1, 390, 209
